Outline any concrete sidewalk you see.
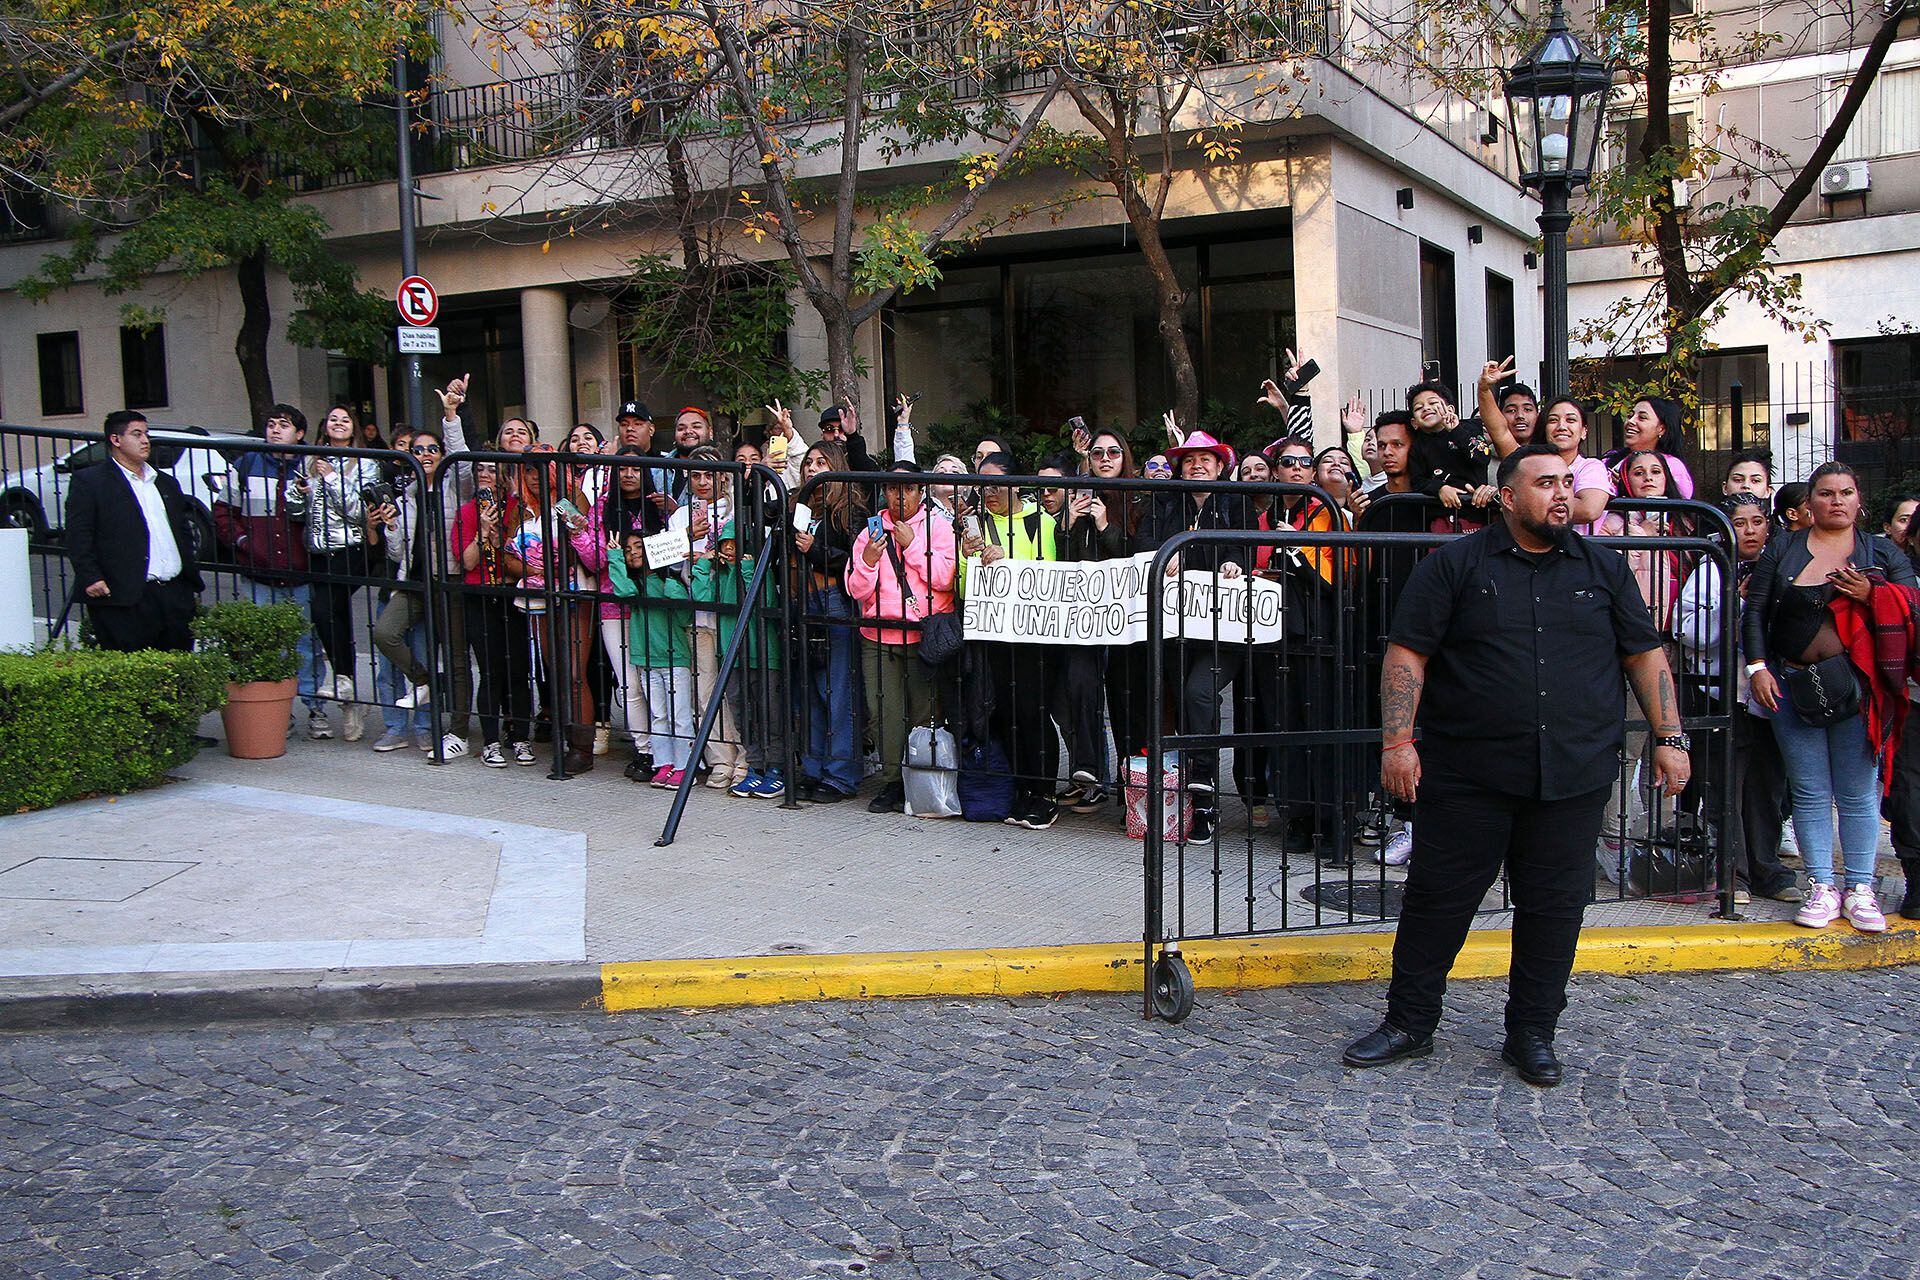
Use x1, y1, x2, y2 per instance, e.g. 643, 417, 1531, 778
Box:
1, 728, 1907, 1024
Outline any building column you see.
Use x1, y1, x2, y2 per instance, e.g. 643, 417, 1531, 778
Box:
520, 286, 572, 443
1288, 149, 1341, 447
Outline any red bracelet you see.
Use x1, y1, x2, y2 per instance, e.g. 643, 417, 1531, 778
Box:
1382, 739, 1415, 752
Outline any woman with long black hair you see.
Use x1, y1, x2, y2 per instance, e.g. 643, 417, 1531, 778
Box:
795, 440, 867, 802
298, 403, 383, 742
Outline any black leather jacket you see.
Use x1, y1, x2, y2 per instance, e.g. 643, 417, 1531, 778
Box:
1740, 526, 1917, 664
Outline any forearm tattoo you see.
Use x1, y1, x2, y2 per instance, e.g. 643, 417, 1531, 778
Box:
1381, 657, 1423, 740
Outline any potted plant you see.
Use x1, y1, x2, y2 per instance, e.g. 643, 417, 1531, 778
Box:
191, 600, 311, 759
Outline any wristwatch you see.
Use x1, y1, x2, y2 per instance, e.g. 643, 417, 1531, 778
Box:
1653, 733, 1690, 751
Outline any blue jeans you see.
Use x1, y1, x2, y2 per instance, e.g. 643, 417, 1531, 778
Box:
239, 579, 324, 712
379, 623, 428, 735
803, 586, 863, 794
1771, 703, 1880, 888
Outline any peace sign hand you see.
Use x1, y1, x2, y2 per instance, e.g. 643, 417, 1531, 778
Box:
1478, 355, 1516, 392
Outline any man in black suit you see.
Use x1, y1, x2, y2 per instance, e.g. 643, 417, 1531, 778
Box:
66, 410, 205, 652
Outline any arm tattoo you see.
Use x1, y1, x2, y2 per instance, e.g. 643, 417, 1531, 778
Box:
1625, 648, 1682, 735
1381, 657, 1424, 740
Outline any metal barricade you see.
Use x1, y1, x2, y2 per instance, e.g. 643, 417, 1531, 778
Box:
785, 468, 1345, 830
1, 423, 436, 745
1140, 502, 1740, 1023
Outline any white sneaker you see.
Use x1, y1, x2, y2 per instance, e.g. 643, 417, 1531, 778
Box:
593, 725, 611, 756
307, 708, 333, 740
1795, 882, 1842, 929
393, 682, 433, 710
1779, 824, 1801, 859
332, 673, 357, 701
342, 703, 366, 743
437, 733, 468, 759
1842, 884, 1888, 933
511, 740, 537, 766
481, 742, 508, 768
1380, 827, 1413, 866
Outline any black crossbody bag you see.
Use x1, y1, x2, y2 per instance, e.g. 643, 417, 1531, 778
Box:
1781, 654, 1861, 727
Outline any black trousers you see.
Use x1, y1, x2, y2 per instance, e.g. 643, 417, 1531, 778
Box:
1105, 642, 1157, 763
1883, 706, 1920, 872
1731, 704, 1794, 894
1177, 645, 1244, 792
1386, 765, 1608, 1039
308, 546, 368, 682
979, 640, 1055, 802
1048, 647, 1107, 786
464, 594, 533, 745
89, 577, 196, 652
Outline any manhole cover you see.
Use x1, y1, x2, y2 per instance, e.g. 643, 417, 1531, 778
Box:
0, 857, 198, 902
1299, 882, 1405, 919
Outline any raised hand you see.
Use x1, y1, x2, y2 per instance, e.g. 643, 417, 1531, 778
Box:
1341, 392, 1365, 435
1257, 379, 1286, 413
437, 373, 469, 415
1163, 410, 1184, 447
765, 399, 795, 438
1478, 355, 1516, 392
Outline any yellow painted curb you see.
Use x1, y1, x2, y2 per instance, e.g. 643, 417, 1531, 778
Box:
600, 922, 1920, 1012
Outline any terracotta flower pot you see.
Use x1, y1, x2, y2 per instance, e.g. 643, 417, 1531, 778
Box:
220, 678, 298, 759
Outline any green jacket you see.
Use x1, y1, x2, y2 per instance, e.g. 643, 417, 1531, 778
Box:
689, 520, 782, 670
605, 553, 692, 669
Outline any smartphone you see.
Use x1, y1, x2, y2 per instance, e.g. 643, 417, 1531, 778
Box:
1289, 358, 1320, 391
553, 497, 582, 523
867, 514, 888, 542
1422, 359, 1443, 383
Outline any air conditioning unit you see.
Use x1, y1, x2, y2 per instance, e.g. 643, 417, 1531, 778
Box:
1822, 160, 1871, 197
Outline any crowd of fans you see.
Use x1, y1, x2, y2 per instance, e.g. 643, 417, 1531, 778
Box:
75, 352, 1920, 931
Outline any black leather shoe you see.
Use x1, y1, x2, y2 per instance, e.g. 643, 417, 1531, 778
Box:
1341, 1021, 1433, 1068
1501, 1029, 1563, 1087
867, 783, 904, 814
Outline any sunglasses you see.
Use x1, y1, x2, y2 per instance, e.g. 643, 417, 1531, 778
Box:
1089, 446, 1125, 460
411, 443, 442, 456
1275, 454, 1313, 468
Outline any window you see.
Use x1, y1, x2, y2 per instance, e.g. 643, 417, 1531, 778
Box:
37, 331, 82, 417
1418, 242, 1458, 394
883, 230, 1292, 437
1835, 334, 1920, 443
120, 324, 169, 410
1484, 270, 1515, 371
1608, 111, 1692, 170
1696, 348, 1769, 454
1825, 66, 1920, 162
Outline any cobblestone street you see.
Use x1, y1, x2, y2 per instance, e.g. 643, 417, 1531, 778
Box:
5, 968, 1917, 1279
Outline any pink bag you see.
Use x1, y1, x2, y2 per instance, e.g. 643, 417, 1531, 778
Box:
1124, 753, 1190, 842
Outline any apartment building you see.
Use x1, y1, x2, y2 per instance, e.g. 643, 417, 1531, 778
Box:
4, 4, 1548, 450
1568, 4, 1920, 478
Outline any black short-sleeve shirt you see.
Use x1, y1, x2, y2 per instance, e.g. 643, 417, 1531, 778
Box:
1388, 520, 1663, 800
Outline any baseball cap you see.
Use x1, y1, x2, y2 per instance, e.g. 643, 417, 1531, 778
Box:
616, 401, 652, 421
887, 458, 923, 474
818, 406, 846, 429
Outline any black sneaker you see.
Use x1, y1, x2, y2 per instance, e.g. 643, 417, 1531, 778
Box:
1187, 807, 1218, 844
867, 783, 905, 814
1019, 801, 1058, 831
1069, 786, 1106, 815
623, 755, 653, 782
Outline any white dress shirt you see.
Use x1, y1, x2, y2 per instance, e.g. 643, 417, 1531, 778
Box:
116, 458, 184, 582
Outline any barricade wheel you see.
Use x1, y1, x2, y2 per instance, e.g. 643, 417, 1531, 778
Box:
1150, 953, 1195, 1023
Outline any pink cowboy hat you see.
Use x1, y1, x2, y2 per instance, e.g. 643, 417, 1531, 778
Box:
1165, 429, 1236, 470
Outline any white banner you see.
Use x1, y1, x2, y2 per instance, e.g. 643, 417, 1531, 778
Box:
961, 551, 1286, 646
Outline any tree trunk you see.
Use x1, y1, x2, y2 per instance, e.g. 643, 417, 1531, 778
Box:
235, 250, 275, 429
1119, 180, 1199, 428
822, 304, 860, 411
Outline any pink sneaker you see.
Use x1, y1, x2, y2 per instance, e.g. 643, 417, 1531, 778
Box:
1842, 885, 1887, 933
649, 765, 675, 789
1794, 882, 1841, 928
656, 767, 687, 790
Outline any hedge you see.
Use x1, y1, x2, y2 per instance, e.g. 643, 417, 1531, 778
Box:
0, 648, 226, 813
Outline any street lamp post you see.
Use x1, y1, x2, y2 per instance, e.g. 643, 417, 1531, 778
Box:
1503, 0, 1612, 399
395, 53, 426, 436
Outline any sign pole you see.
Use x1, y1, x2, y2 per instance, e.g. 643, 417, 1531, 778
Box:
395, 52, 427, 435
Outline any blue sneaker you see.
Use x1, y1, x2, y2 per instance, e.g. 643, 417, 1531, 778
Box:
729, 771, 762, 798
754, 769, 786, 799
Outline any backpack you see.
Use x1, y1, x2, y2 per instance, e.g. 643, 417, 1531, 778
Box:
957, 736, 1016, 822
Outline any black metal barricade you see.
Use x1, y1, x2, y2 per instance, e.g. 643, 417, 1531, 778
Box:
425, 448, 794, 816
0, 422, 438, 748
785, 468, 1346, 833
1140, 500, 1740, 1023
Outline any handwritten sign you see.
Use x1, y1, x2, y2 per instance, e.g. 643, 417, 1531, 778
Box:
962, 552, 1285, 646
643, 528, 691, 570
